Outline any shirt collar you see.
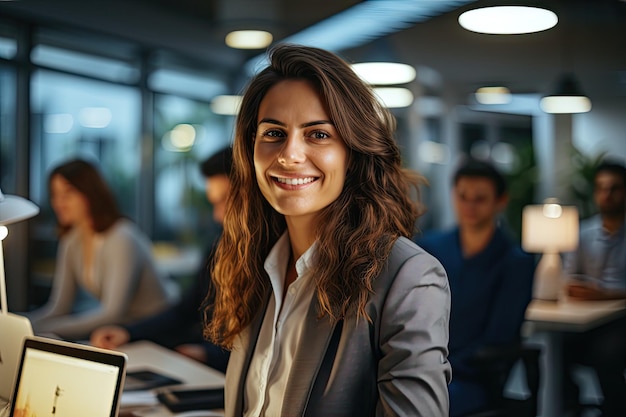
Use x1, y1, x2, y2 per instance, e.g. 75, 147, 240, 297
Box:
264, 231, 317, 299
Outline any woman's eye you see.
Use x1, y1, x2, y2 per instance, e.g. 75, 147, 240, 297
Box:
265, 129, 284, 138
257, 129, 284, 141
310, 131, 330, 140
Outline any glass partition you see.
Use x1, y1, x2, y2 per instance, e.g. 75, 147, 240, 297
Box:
30, 69, 142, 217
0, 64, 16, 191
153, 93, 232, 246
29, 69, 141, 303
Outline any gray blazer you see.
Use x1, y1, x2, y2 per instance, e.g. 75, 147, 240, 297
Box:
225, 237, 451, 417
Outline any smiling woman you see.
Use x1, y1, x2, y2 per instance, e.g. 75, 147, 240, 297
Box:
204, 44, 452, 417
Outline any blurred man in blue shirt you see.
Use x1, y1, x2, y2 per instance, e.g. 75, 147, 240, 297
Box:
415, 158, 535, 417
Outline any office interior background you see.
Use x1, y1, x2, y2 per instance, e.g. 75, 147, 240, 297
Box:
1, 0, 625, 312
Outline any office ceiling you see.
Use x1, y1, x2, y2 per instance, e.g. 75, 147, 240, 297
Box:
1, 0, 625, 101
387, 0, 626, 100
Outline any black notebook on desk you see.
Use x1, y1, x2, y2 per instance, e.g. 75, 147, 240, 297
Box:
123, 369, 182, 391
157, 387, 225, 412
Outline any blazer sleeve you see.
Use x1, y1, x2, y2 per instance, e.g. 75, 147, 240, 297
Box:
376, 250, 452, 416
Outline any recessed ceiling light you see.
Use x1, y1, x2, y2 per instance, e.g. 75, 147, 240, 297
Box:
225, 30, 273, 49
373, 87, 414, 108
351, 62, 416, 85
458, 6, 558, 34
211, 95, 243, 116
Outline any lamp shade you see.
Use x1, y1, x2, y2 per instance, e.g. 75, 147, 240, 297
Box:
0, 188, 40, 226
522, 200, 579, 301
522, 202, 579, 253
540, 74, 592, 114
1, 188, 39, 315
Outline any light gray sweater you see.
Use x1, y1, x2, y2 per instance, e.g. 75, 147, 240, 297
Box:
28, 219, 179, 339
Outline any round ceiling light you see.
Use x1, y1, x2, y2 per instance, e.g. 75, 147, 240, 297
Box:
351, 62, 416, 85
225, 30, 273, 49
458, 6, 558, 34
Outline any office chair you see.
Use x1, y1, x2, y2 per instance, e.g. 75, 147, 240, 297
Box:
462, 343, 541, 417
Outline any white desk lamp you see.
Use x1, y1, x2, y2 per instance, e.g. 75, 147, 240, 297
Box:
522, 199, 579, 301
0, 188, 40, 315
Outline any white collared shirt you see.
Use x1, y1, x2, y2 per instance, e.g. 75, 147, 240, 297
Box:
243, 232, 316, 417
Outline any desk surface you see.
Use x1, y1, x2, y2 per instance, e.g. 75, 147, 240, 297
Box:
119, 341, 225, 417
523, 298, 626, 417
524, 298, 626, 333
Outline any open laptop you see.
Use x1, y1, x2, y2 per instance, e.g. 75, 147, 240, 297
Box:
2, 336, 127, 417
0, 313, 33, 410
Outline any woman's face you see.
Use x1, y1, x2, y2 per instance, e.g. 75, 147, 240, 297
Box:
50, 174, 91, 227
253, 79, 348, 222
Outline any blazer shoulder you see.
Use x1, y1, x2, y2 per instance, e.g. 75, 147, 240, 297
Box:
385, 237, 448, 286
393, 236, 430, 257
393, 236, 445, 263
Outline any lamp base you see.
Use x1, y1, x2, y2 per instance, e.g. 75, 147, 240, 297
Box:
533, 252, 563, 301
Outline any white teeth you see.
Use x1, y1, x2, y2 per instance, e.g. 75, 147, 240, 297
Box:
276, 177, 316, 185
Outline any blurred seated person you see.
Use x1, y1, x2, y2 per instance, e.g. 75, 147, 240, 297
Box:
91, 148, 232, 372
414, 158, 534, 417
562, 160, 626, 417
26, 158, 178, 341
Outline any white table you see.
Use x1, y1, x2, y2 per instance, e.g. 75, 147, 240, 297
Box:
119, 341, 225, 417
523, 298, 626, 417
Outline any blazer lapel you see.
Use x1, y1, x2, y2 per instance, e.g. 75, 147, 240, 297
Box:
227, 290, 271, 417
281, 296, 338, 416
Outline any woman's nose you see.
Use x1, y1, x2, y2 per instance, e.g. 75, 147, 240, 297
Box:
277, 136, 306, 165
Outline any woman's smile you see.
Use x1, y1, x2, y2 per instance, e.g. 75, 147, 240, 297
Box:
273, 175, 318, 187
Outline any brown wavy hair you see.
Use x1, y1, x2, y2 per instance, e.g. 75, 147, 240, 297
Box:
49, 159, 123, 236
205, 44, 424, 348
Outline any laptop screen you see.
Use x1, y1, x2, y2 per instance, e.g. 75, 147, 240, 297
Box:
8, 337, 126, 417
